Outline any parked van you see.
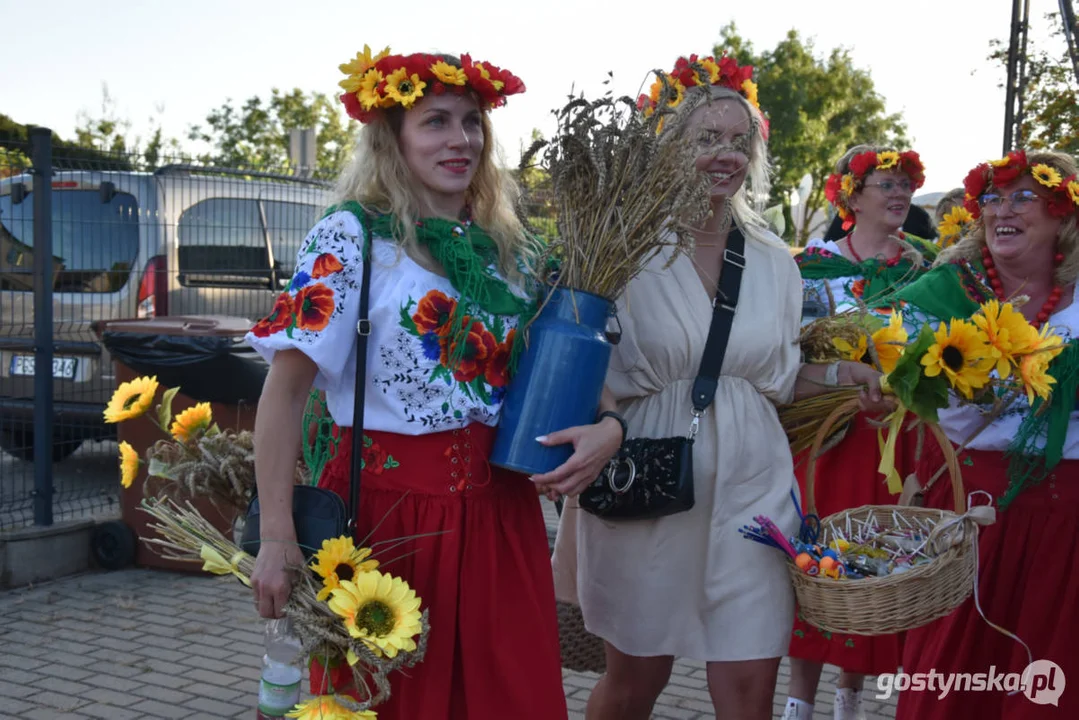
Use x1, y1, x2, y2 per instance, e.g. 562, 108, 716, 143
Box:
0, 165, 328, 461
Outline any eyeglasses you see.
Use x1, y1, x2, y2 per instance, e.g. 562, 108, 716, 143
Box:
863, 179, 914, 194
977, 189, 1042, 214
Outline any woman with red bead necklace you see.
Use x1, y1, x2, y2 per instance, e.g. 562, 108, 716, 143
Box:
785, 145, 938, 720
889, 150, 1079, 719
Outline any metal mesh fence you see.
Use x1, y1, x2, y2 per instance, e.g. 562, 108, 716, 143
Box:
0, 134, 333, 529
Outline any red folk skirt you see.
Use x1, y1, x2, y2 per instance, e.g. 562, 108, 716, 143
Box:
315, 423, 568, 720
787, 413, 914, 676
897, 447, 1079, 719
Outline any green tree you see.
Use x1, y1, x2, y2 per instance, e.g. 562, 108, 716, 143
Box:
715, 24, 908, 244
188, 88, 358, 176
990, 12, 1079, 156
74, 83, 132, 155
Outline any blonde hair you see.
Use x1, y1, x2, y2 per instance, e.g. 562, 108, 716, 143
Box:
661, 85, 775, 244
934, 187, 966, 224
936, 150, 1079, 286
331, 83, 536, 280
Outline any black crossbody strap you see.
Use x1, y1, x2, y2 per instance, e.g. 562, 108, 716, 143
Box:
690, 226, 746, 412
348, 220, 374, 527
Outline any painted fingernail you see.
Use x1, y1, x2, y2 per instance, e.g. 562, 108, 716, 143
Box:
535, 435, 548, 443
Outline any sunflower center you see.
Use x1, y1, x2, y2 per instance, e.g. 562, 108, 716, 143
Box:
122, 394, 141, 411
334, 563, 354, 582
941, 345, 965, 372
400, 80, 414, 95
356, 600, 396, 636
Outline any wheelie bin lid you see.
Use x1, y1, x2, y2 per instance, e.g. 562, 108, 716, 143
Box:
96, 315, 253, 337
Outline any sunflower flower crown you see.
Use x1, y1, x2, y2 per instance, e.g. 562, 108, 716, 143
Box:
962, 150, 1079, 220
338, 45, 525, 123
636, 53, 760, 122
824, 149, 926, 231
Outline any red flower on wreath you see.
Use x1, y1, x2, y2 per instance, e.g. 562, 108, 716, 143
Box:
251, 292, 293, 337
311, 253, 344, 278
441, 316, 498, 383
412, 290, 458, 336
294, 283, 335, 332
485, 328, 515, 388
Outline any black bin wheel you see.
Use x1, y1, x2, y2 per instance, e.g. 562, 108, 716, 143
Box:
91, 521, 137, 570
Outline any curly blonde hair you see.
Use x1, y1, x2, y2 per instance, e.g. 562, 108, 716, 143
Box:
331, 71, 536, 280
660, 84, 774, 243
936, 150, 1079, 287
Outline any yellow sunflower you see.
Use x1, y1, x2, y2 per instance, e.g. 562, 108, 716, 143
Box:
338, 44, 390, 78
741, 79, 759, 108
103, 376, 159, 423
1066, 179, 1079, 207
328, 572, 423, 659
311, 537, 379, 602
666, 79, 686, 109
357, 68, 384, 111
990, 155, 1013, 167
1018, 350, 1056, 405
938, 206, 974, 247
383, 68, 427, 108
286, 696, 376, 720
170, 402, 213, 443
118, 441, 139, 489
430, 60, 466, 86
1031, 163, 1062, 189
872, 311, 909, 374
832, 334, 869, 363
876, 151, 899, 170
841, 174, 854, 196
920, 319, 994, 399
971, 300, 1038, 378
699, 57, 721, 83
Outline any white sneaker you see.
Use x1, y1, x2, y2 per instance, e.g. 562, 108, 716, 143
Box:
834, 688, 867, 720
782, 698, 814, 720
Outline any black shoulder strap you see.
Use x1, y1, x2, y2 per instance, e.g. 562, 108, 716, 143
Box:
690, 226, 746, 412
347, 210, 373, 527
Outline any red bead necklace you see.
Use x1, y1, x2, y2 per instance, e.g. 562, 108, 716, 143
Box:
846, 233, 903, 266
980, 245, 1065, 327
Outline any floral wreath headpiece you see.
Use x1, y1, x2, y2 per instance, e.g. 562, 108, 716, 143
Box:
636, 53, 762, 134
961, 150, 1079, 220
337, 45, 525, 123
824, 149, 926, 231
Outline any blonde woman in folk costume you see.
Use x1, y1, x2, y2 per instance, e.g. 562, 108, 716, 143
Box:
785, 146, 938, 720
550, 55, 888, 720
245, 46, 571, 720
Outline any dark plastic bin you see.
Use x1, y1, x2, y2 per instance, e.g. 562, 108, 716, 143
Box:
98, 316, 266, 571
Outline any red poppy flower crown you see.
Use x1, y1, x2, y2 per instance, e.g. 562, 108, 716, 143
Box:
961, 150, 1079, 220
337, 45, 525, 123
636, 53, 760, 120
824, 149, 926, 231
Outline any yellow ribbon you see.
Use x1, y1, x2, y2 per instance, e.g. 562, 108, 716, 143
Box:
200, 545, 250, 587
876, 405, 907, 495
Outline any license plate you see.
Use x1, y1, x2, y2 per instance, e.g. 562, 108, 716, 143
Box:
10, 355, 78, 379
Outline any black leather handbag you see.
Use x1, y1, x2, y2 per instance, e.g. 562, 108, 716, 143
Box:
241, 221, 372, 559
578, 227, 746, 521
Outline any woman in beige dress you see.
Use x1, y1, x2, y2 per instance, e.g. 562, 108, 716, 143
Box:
541, 57, 887, 720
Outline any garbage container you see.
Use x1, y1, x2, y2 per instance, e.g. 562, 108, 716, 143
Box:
98, 316, 267, 571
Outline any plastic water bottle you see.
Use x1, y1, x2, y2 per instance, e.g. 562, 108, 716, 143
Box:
256, 618, 303, 719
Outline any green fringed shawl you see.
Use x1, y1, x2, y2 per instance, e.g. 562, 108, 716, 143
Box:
796, 233, 939, 304
889, 262, 1079, 509
329, 202, 536, 374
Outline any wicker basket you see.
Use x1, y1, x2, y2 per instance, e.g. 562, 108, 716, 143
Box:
557, 600, 607, 673
790, 398, 978, 636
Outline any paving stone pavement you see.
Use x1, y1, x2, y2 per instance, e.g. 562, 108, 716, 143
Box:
0, 502, 897, 719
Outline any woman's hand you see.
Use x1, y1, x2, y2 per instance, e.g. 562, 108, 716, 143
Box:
250, 536, 305, 619
530, 417, 624, 500
838, 361, 896, 415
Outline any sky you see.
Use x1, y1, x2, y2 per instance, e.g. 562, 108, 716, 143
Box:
1, 0, 1069, 198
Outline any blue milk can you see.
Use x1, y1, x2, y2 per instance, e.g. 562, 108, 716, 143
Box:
491, 286, 613, 476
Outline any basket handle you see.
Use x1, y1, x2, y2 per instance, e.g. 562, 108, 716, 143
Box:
804, 398, 966, 515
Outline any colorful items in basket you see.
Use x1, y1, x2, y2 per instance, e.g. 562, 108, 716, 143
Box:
740, 510, 942, 581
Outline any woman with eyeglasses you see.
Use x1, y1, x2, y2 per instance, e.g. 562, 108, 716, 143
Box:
784, 145, 939, 720
888, 150, 1079, 719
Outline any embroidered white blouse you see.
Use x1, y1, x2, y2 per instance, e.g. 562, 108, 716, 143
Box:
245, 210, 522, 434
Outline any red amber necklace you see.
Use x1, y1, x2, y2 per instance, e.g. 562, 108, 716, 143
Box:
980, 245, 1064, 327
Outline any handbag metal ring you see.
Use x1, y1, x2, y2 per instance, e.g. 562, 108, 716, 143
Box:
606, 456, 637, 494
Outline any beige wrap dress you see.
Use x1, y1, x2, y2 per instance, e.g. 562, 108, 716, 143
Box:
552, 227, 804, 661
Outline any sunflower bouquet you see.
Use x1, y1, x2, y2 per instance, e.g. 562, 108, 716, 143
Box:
104, 375, 306, 512
140, 498, 429, 718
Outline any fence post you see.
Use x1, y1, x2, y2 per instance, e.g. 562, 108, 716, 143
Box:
30, 126, 54, 527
